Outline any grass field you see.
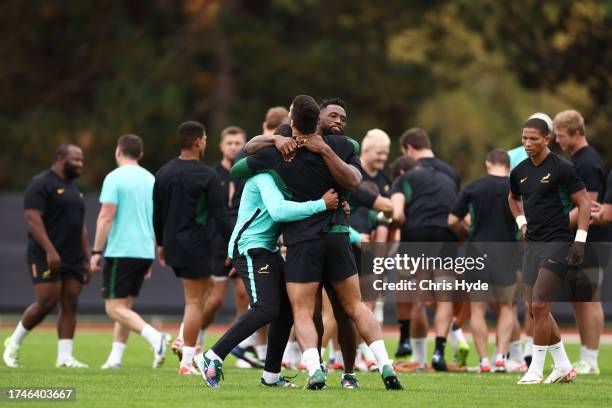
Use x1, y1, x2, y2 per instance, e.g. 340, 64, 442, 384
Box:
1, 328, 611, 408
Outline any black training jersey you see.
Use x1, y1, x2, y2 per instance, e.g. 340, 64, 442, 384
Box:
391, 167, 458, 232
606, 170, 612, 204
232, 135, 362, 245
419, 157, 460, 187
570, 146, 611, 242
24, 169, 85, 266
213, 162, 231, 208
153, 158, 231, 266
363, 170, 392, 197
451, 175, 517, 242
509, 152, 585, 242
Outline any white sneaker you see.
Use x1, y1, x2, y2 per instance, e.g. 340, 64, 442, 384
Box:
235, 358, 252, 369
3, 338, 20, 368
544, 367, 576, 384
573, 360, 600, 375
56, 357, 89, 368
100, 362, 121, 369
517, 371, 543, 384
506, 359, 528, 373
355, 359, 368, 372
152, 333, 171, 369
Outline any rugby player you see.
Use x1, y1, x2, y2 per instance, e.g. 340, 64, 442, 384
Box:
3, 144, 90, 368
90, 134, 169, 370
554, 109, 609, 375
390, 157, 459, 371
153, 121, 231, 374
448, 149, 518, 373
509, 113, 591, 384
193, 125, 340, 388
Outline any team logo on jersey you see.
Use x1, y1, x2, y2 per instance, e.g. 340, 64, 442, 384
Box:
257, 264, 270, 274
42, 269, 52, 279
520, 177, 528, 183
57, 188, 65, 194
540, 173, 551, 183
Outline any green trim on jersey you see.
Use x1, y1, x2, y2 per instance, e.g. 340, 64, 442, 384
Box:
468, 202, 476, 237
344, 136, 360, 155
558, 185, 572, 215
324, 225, 350, 233
402, 180, 413, 204
196, 192, 208, 225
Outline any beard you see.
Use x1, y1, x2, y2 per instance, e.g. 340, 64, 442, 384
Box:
63, 162, 81, 180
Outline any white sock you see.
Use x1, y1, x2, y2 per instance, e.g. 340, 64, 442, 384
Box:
262, 370, 280, 384
196, 330, 205, 347
368, 340, 392, 373
255, 344, 267, 360
489, 346, 497, 363
282, 344, 292, 362
509, 340, 523, 363
495, 354, 505, 363
205, 349, 222, 363
411, 337, 427, 365
239, 332, 257, 349
583, 347, 599, 369
528, 344, 547, 376
334, 351, 345, 366
480, 357, 490, 366
57, 339, 73, 362
548, 341, 571, 371
524, 336, 533, 357
181, 346, 196, 367
449, 327, 466, 351
355, 348, 362, 361
140, 324, 161, 349
290, 342, 301, 366
579, 345, 587, 361
107, 342, 126, 365
303, 348, 320, 376
10, 321, 29, 345
178, 323, 184, 340
327, 340, 334, 361
358, 343, 376, 361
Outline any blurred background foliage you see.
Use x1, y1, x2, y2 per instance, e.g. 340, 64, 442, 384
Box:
0, 0, 610, 190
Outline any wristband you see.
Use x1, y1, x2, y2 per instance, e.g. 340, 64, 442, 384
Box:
515, 215, 527, 229
575, 229, 587, 243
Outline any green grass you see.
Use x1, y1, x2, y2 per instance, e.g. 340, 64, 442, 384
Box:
1, 328, 611, 407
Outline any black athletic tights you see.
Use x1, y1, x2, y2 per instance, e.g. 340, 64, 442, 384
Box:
212, 248, 293, 373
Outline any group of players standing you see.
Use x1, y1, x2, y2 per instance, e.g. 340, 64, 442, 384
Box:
3, 94, 611, 390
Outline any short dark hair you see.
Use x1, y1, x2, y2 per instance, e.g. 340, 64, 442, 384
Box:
486, 148, 510, 168
274, 123, 293, 138
178, 121, 205, 149
320, 98, 347, 112
399, 127, 431, 151
54, 143, 80, 162
291, 95, 319, 134
220, 126, 246, 142
523, 118, 550, 137
391, 156, 420, 180
117, 134, 143, 159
